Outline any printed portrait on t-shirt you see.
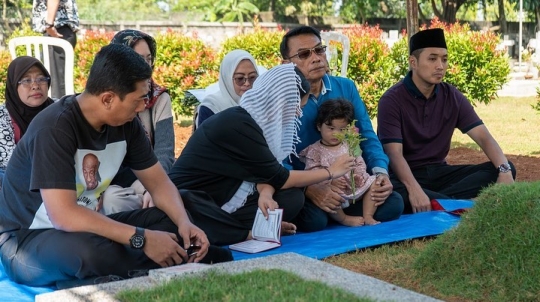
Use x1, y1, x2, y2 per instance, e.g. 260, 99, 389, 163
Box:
75, 142, 127, 210
82, 153, 101, 190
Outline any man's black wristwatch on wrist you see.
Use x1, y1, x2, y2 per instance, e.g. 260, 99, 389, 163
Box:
498, 163, 511, 173
129, 227, 145, 249
44, 22, 54, 29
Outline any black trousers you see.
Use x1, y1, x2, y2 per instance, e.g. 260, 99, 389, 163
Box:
391, 161, 517, 214
0, 207, 231, 287
45, 25, 77, 99
292, 191, 404, 233
181, 188, 305, 246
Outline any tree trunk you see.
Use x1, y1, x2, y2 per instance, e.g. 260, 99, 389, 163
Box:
268, 0, 275, 12
498, 0, 507, 34
431, 0, 466, 24
406, 0, 419, 36
536, 6, 540, 31
442, 1, 458, 23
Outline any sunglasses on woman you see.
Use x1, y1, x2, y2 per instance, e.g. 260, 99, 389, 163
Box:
288, 45, 327, 60
233, 75, 258, 86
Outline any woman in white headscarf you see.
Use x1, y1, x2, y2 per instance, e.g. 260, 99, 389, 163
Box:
169, 63, 356, 245
194, 49, 258, 130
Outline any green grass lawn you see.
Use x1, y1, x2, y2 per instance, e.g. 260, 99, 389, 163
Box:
450, 96, 540, 156
116, 269, 372, 302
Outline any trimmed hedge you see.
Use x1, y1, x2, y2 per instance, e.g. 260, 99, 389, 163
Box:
218, 23, 284, 70
154, 29, 218, 117
1, 19, 511, 119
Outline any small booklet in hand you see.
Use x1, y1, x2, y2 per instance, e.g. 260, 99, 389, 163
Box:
229, 208, 283, 253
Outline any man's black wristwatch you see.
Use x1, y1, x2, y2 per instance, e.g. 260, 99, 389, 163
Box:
129, 227, 145, 249
44, 22, 54, 29
498, 163, 511, 173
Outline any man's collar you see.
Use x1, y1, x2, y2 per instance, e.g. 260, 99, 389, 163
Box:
403, 71, 438, 99
319, 74, 332, 95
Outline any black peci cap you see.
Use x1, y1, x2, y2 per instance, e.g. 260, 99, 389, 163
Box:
409, 28, 447, 55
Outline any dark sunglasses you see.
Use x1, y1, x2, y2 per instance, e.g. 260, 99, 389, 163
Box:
233, 75, 258, 86
288, 45, 327, 60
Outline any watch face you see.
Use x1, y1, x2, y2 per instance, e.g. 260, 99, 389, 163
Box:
499, 163, 511, 173
130, 235, 145, 249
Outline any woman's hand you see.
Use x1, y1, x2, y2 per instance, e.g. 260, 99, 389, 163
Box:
328, 154, 355, 179
257, 184, 278, 219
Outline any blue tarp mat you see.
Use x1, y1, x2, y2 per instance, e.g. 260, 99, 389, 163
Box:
0, 199, 473, 301
231, 199, 474, 261
0, 262, 54, 301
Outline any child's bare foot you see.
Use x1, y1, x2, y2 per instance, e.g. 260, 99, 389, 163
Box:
281, 221, 297, 235
341, 215, 365, 227
363, 216, 380, 225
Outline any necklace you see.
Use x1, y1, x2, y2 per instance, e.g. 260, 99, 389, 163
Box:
319, 140, 341, 147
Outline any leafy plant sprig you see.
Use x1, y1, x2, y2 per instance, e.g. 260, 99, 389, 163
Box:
333, 120, 365, 203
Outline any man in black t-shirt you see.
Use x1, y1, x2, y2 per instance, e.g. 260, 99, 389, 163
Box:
0, 44, 231, 288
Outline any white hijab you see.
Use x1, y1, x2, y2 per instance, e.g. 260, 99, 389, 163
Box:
221, 63, 304, 214
199, 49, 258, 114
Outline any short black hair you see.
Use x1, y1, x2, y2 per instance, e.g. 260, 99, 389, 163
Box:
315, 98, 355, 127
280, 26, 322, 59
85, 44, 152, 100
410, 48, 424, 59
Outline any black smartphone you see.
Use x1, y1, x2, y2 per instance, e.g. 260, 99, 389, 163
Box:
186, 244, 201, 257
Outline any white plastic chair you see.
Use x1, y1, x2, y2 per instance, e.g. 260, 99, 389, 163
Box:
321, 31, 350, 77
8, 36, 75, 97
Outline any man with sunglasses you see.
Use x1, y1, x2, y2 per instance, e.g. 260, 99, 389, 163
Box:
281, 26, 404, 232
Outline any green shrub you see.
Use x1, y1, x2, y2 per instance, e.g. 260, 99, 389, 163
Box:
387, 34, 409, 80
342, 24, 399, 117
427, 18, 510, 106
154, 29, 218, 118
73, 30, 115, 93
0, 50, 13, 102
414, 182, 540, 301
534, 87, 540, 113
219, 23, 284, 69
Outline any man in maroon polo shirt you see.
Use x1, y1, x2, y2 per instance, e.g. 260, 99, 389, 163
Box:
377, 28, 516, 214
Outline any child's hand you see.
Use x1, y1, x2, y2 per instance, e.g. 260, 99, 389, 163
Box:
331, 176, 347, 190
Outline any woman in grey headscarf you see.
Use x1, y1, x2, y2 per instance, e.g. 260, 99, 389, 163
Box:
169, 63, 356, 245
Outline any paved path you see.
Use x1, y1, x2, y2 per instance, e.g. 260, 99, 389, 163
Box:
498, 78, 539, 97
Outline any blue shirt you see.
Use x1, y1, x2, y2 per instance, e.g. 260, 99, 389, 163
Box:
287, 74, 389, 174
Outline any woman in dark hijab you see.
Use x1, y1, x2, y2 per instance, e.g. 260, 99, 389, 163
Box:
0, 56, 54, 179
